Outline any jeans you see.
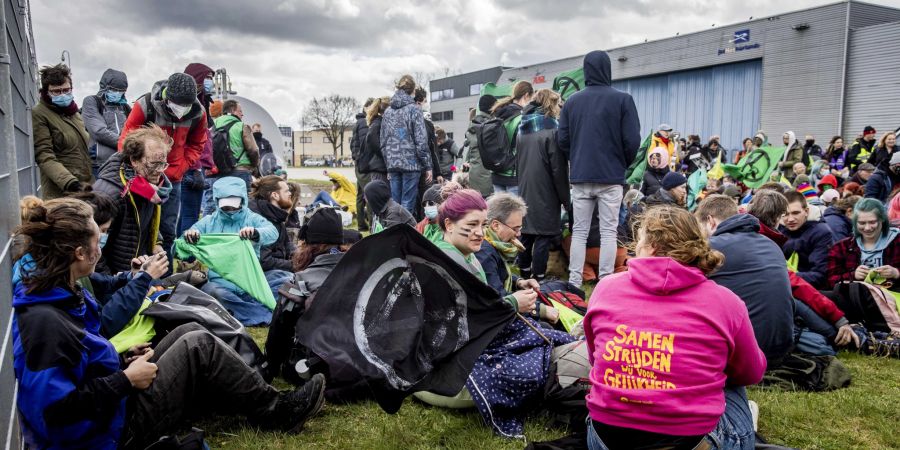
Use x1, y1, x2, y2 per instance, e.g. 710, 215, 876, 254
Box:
492, 184, 519, 196
201, 176, 218, 217
177, 169, 204, 236
200, 270, 292, 326
586, 386, 754, 450
232, 169, 253, 192
793, 299, 837, 356
311, 191, 340, 209
389, 171, 420, 214
356, 168, 371, 229
120, 323, 278, 450
570, 183, 622, 286
160, 180, 182, 265
519, 234, 554, 279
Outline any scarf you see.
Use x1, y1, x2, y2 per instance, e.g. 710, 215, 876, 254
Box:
484, 227, 518, 262
518, 109, 559, 136
40, 93, 79, 116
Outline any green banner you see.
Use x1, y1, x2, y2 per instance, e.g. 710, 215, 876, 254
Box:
722, 146, 787, 189
480, 82, 513, 99
552, 68, 586, 101
625, 132, 654, 185
686, 168, 708, 211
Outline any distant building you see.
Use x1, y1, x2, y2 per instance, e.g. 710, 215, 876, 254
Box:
430, 1, 900, 159
291, 127, 353, 164
278, 125, 294, 165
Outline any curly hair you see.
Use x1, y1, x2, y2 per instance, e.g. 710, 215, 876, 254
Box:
121, 124, 173, 161
636, 206, 724, 275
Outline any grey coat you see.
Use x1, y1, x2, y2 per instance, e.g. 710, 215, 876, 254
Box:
82, 69, 129, 168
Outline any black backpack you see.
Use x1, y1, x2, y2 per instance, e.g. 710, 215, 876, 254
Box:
211, 119, 244, 176
264, 276, 328, 385
473, 114, 521, 173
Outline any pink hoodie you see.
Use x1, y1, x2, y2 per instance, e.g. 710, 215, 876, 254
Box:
584, 256, 766, 436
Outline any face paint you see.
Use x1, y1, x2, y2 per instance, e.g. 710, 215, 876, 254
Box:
457, 226, 473, 237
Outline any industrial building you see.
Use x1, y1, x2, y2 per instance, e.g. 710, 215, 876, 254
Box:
429, 1, 900, 157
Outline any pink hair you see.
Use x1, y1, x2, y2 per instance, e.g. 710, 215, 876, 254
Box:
889, 194, 900, 223
438, 188, 487, 230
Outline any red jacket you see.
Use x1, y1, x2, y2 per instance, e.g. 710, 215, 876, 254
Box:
827, 235, 900, 288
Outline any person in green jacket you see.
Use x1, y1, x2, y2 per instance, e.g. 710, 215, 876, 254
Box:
463, 95, 497, 198
32, 64, 93, 199
214, 99, 260, 190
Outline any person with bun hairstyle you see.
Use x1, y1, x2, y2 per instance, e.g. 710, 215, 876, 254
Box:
584, 206, 766, 450
11, 197, 327, 449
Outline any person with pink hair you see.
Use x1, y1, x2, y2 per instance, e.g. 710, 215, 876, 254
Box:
889, 193, 900, 226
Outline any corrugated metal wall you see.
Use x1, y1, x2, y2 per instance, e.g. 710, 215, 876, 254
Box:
842, 20, 900, 139
611, 59, 762, 158
0, 0, 38, 447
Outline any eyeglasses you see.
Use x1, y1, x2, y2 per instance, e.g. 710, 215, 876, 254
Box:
145, 160, 169, 171
498, 221, 522, 233
48, 86, 72, 96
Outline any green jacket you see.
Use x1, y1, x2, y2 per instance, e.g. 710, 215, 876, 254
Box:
464, 112, 494, 197
32, 102, 93, 199
214, 114, 251, 167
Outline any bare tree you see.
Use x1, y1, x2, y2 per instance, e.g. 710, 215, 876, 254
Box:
302, 95, 360, 159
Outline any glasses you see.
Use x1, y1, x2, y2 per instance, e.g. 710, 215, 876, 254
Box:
48, 86, 72, 96
145, 160, 169, 171
498, 221, 522, 233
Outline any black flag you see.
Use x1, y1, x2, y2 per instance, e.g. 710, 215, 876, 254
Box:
295, 225, 514, 413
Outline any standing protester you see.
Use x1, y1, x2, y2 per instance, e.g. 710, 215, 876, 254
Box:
825, 136, 849, 177
350, 98, 374, 231
868, 132, 899, 175
33, 64, 93, 200
649, 124, 676, 169
414, 87, 441, 219
779, 131, 804, 181
213, 99, 260, 190
465, 95, 497, 198
118, 72, 208, 261
82, 68, 130, 176
252, 123, 274, 159
848, 126, 877, 173
381, 75, 432, 213
558, 50, 641, 287
515, 89, 569, 281
735, 137, 753, 163
179, 63, 215, 235
489, 80, 534, 195
435, 127, 460, 181
804, 135, 824, 163
359, 96, 389, 185
683, 135, 705, 174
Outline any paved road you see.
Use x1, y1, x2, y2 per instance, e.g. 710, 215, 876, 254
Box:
286, 166, 356, 183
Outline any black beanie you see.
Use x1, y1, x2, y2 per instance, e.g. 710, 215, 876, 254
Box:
299, 207, 343, 244
661, 172, 687, 190
165, 72, 198, 105
478, 95, 497, 114
364, 180, 391, 214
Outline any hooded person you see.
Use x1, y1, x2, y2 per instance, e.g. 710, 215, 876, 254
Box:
464, 95, 498, 198
641, 147, 671, 196
779, 131, 804, 180
364, 180, 416, 233
184, 177, 283, 326
380, 75, 432, 213
82, 69, 130, 174
415, 183, 444, 243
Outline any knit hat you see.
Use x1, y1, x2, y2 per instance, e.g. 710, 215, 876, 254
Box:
164, 72, 198, 105
661, 172, 687, 190
364, 180, 392, 214
863, 125, 876, 136
423, 184, 443, 205
797, 182, 818, 199
478, 95, 497, 114
299, 207, 343, 245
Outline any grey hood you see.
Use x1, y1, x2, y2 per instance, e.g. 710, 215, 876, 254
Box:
97, 68, 128, 96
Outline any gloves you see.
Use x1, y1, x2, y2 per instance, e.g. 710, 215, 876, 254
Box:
190, 171, 205, 191
65, 180, 84, 192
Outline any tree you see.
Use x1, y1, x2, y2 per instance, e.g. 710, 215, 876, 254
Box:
302, 95, 360, 159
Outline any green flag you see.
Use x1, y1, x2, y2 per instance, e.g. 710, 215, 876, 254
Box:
174, 234, 276, 310
686, 168, 708, 211
552, 68, 585, 101
480, 82, 513, 99
625, 132, 654, 185
722, 146, 787, 189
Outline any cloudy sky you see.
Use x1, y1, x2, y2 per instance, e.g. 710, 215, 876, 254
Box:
31, 0, 895, 126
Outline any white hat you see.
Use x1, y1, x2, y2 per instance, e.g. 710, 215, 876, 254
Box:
218, 196, 242, 209
820, 189, 840, 204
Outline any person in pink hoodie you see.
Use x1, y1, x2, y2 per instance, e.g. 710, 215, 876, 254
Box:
584, 206, 766, 450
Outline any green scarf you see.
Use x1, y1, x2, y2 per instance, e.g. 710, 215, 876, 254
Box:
484, 227, 518, 262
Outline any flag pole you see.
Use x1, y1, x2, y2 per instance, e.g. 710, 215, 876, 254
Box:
516, 313, 552, 345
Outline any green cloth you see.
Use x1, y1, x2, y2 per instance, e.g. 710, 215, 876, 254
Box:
625, 132, 654, 185
787, 252, 799, 273
174, 234, 276, 310
108, 299, 156, 354
686, 168, 708, 211
423, 223, 443, 244
864, 271, 900, 313
412, 389, 475, 409
722, 146, 787, 189
434, 239, 487, 284
480, 82, 513, 99
552, 68, 586, 100
214, 115, 250, 166
550, 298, 583, 333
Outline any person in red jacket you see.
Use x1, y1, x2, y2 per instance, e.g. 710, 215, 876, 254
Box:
118, 72, 208, 262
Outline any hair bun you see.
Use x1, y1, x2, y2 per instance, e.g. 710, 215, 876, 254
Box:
20, 196, 46, 222
439, 181, 463, 201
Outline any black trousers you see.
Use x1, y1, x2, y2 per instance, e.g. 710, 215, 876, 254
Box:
518, 234, 555, 278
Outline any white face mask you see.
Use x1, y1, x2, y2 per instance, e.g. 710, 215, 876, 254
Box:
167, 101, 191, 119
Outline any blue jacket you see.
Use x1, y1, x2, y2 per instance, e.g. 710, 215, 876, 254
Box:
822, 206, 852, 242
557, 50, 641, 184
864, 168, 892, 203
475, 240, 520, 297
380, 90, 431, 173
709, 214, 794, 368
13, 284, 129, 449
780, 220, 835, 288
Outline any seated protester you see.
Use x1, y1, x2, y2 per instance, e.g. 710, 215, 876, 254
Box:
696, 195, 795, 368
323, 169, 357, 214
823, 195, 861, 242
584, 206, 766, 450
184, 177, 285, 326
641, 147, 670, 197
415, 183, 444, 243
12, 198, 326, 450
93, 125, 173, 274
780, 190, 835, 288
864, 152, 900, 203
820, 188, 840, 207
827, 198, 900, 288
291, 207, 347, 274
363, 180, 416, 233
477, 192, 558, 324
249, 175, 296, 272
286, 181, 304, 229
644, 171, 687, 208
817, 174, 839, 194
889, 193, 900, 226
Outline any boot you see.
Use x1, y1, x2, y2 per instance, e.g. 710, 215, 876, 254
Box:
255, 373, 326, 433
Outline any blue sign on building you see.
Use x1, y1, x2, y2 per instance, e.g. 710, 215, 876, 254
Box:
734, 29, 750, 43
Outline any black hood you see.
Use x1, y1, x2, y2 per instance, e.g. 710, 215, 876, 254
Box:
584, 50, 611, 87
356, 112, 366, 120
713, 213, 760, 236
364, 180, 392, 214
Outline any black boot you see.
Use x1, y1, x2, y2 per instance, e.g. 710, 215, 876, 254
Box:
255, 373, 326, 433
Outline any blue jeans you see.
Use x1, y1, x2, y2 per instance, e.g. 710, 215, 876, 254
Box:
160, 180, 182, 263
232, 169, 253, 192
492, 184, 519, 196
201, 176, 218, 217
177, 170, 204, 236
311, 191, 339, 208
586, 386, 754, 450
200, 269, 292, 326
793, 299, 837, 356
389, 171, 420, 213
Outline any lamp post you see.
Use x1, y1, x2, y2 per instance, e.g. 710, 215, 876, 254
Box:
60, 50, 71, 70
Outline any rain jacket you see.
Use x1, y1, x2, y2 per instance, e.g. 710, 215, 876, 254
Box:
465, 112, 495, 197
326, 170, 357, 214
380, 90, 432, 173
779, 131, 804, 180
558, 50, 641, 185
516, 103, 570, 235
82, 69, 130, 169
32, 100, 93, 199
13, 284, 129, 449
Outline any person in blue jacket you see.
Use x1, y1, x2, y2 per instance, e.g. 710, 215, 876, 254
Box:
183, 176, 289, 325
780, 190, 835, 288
12, 197, 325, 449
557, 50, 641, 287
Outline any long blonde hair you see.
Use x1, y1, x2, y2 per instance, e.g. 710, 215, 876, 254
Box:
531, 89, 561, 118
635, 206, 724, 275
490, 80, 534, 115
366, 96, 390, 125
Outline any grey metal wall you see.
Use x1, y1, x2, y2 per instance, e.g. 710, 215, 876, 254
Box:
0, 0, 37, 447
842, 20, 900, 139
429, 66, 504, 101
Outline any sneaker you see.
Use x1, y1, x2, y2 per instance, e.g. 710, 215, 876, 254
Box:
267, 373, 326, 433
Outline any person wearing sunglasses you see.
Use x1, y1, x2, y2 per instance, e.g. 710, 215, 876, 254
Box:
33, 63, 94, 199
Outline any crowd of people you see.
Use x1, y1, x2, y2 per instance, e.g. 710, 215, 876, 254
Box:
11, 48, 900, 449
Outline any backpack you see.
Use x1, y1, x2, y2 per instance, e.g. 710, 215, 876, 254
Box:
760, 352, 851, 391
541, 340, 591, 427
264, 276, 327, 385
211, 119, 244, 176
473, 114, 521, 173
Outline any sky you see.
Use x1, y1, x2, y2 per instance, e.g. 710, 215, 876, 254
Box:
30, 0, 898, 126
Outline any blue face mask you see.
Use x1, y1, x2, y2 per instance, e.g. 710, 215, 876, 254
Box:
105, 91, 124, 103
51, 93, 74, 107
424, 205, 439, 220
99, 232, 109, 249
203, 78, 214, 94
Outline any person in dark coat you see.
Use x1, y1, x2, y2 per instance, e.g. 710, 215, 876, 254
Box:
865, 151, 900, 202
435, 127, 461, 180
489, 81, 534, 195
359, 96, 389, 182
81, 68, 130, 175
515, 89, 570, 280
780, 191, 835, 288
350, 98, 373, 231
364, 180, 416, 233
641, 147, 670, 196
644, 172, 687, 207
696, 196, 795, 368
249, 176, 296, 272
822, 195, 860, 242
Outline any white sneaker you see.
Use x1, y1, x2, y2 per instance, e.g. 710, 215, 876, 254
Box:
748, 399, 759, 432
